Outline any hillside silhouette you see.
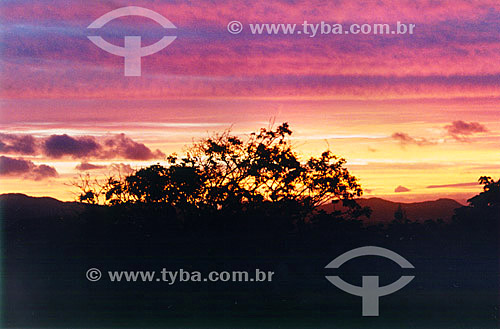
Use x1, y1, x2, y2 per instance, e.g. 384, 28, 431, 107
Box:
319, 197, 463, 224
1, 193, 463, 225
0, 193, 85, 226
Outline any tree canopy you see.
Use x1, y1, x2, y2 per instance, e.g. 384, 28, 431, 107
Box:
75, 123, 368, 221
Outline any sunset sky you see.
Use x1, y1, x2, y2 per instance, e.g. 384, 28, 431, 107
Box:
1, 0, 499, 203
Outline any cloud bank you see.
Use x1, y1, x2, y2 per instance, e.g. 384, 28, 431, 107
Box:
0, 133, 165, 161
0, 156, 58, 180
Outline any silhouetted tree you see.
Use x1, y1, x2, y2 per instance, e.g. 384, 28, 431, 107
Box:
393, 204, 408, 223
467, 176, 500, 209
185, 123, 364, 214
73, 173, 103, 204
453, 176, 499, 236
75, 123, 367, 227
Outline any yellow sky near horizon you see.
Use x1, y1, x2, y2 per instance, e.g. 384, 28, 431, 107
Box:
1, 109, 496, 204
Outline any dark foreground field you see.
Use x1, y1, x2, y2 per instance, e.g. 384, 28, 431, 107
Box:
2, 194, 499, 328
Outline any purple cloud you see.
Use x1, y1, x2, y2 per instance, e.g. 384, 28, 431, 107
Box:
44, 134, 100, 159
0, 134, 37, 155
75, 162, 106, 171
102, 134, 165, 161
3, 133, 167, 161
32, 164, 59, 181
0, 156, 58, 180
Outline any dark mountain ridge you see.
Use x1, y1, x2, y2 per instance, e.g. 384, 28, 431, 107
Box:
1, 193, 463, 225
320, 197, 463, 224
0, 193, 86, 229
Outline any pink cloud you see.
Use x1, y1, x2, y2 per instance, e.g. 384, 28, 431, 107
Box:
444, 120, 488, 141
395, 185, 411, 193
